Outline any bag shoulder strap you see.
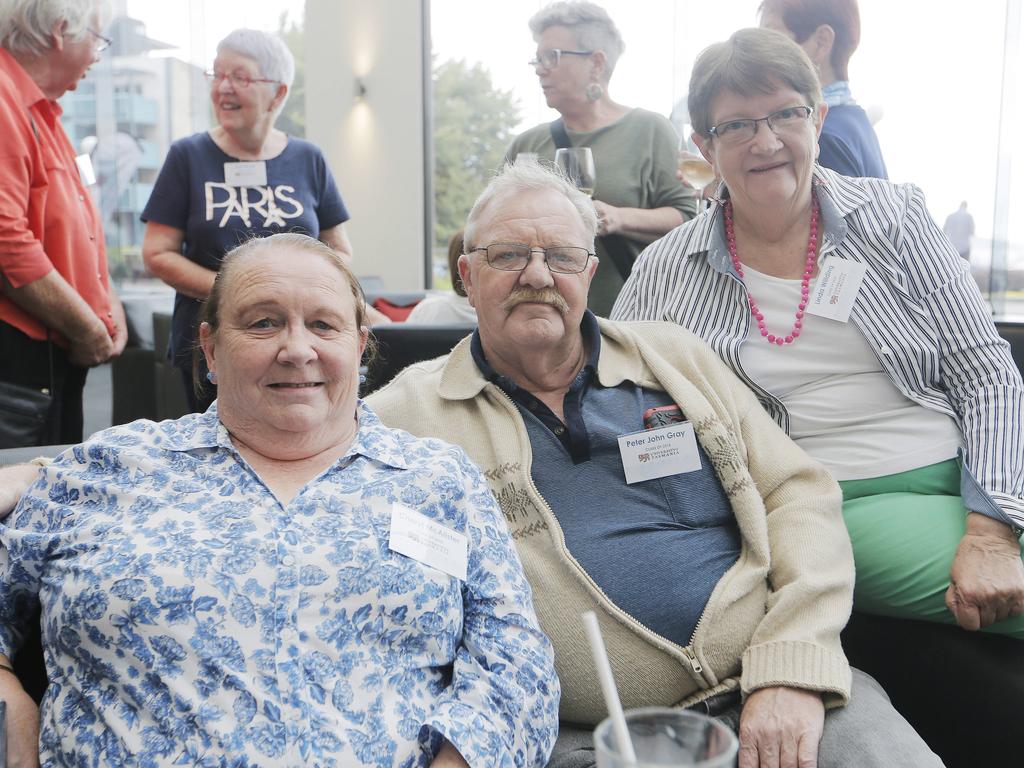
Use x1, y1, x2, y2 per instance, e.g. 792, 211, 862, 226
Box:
549, 118, 572, 150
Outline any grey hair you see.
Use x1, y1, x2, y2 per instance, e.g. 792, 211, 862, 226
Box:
464, 159, 598, 251
217, 28, 295, 109
529, 1, 625, 80
1, 0, 108, 56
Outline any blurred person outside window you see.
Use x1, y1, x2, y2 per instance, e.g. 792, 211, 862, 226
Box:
943, 201, 974, 261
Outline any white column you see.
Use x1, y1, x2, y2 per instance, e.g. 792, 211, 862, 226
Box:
304, 0, 429, 290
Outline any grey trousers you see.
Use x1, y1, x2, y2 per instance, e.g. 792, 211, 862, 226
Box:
547, 669, 945, 768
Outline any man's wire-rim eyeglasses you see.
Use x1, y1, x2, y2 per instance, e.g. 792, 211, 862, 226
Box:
468, 243, 594, 274
528, 48, 594, 69
87, 28, 112, 52
708, 106, 814, 145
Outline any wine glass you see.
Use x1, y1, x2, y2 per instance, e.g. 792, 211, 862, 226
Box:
555, 147, 596, 197
677, 129, 716, 209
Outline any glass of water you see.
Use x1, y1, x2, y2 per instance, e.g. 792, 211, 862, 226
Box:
594, 707, 738, 768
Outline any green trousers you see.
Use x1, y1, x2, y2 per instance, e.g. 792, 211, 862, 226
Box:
840, 459, 1024, 639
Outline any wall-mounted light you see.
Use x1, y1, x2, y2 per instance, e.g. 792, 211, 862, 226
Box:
354, 77, 367, 99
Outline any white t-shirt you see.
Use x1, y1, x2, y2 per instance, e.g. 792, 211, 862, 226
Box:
738, 263, 961, 480
404, 292, 477, 325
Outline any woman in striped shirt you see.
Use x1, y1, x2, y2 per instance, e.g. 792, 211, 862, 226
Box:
614, 25, 1024, 640
612, 29, 1024, 763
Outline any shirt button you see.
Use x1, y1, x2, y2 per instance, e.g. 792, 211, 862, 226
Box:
78, 194, 84, 201
281, 627, 297, 641
527, 401, 538, 410
554, 426, 566, 436
89, 234, 95, 240
282, 554, 295, 567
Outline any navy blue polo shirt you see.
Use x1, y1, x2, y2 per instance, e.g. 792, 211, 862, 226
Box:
471, 312, 740, 646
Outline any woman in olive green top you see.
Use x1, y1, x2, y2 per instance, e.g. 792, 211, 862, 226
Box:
505, 1, 697, 316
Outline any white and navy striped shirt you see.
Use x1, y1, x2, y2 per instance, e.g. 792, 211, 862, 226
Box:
611, 165, 1024, 531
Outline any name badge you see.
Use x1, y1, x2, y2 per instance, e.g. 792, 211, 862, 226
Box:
75, 153, 96, 186
388, 503, 468, 581
806, 259, 867, 323
224, 161, 268, 187
617, 422, 702, 484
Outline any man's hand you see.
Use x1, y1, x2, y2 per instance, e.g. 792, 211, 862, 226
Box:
109, 294, 128, 357
738, 686, 824, 768
1, 662, 41, 768
66, 316, 115, 367
593, 200, 622, 237
0, 464, 40, 519
946, 512, 1024, 630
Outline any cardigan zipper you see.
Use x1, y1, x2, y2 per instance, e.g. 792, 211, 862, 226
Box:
491, 385, 715, 690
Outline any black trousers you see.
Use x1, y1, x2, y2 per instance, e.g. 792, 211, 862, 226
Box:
0, 321, 88, 445
842, 611, 1023, 768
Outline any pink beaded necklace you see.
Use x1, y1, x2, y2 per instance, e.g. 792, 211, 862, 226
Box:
724, 192, 819, 346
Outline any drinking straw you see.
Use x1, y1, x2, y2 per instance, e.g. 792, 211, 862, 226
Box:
582, 611, 637, 763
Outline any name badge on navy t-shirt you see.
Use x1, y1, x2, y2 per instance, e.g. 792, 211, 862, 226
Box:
617, 422, 702, 484
224, 161, 268, 187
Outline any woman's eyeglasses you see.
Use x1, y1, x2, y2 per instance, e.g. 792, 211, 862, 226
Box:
205, 70, 279, 89
708, 106, 814, 145
527, 48, 594, 70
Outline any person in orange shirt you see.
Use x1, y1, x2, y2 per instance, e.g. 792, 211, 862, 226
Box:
0, 0, 127, 446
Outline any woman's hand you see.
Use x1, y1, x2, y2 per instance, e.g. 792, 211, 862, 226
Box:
0, 661, 41, 768
738, 686, 824, 768
0, 464, 41, 519
946, 512, 1024, 630
593, 200, 622, 236
429, 740, 469, 767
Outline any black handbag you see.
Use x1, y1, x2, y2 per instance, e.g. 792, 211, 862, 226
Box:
0, 337, 55, 448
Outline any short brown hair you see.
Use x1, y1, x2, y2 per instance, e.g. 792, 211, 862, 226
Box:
760, 0, 860, 81
196, 233, 375, 393
688, 27, 822, 138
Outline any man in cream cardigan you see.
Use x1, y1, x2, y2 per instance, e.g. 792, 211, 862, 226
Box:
0, 163, 941, 766
367, 162, 940, 768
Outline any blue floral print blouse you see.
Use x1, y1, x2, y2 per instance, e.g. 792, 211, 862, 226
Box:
0, 402, 559, 767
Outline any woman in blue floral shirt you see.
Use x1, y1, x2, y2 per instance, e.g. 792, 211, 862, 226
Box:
0, 233, 559, 767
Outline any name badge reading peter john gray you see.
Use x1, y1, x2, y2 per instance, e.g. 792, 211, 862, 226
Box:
388, 503, 468, 581
617, 422, 702, 484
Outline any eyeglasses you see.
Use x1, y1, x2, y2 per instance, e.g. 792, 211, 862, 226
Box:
468, 243, 594, 274
87, 28, 112, 53
205, 70, 279, 89
528, 48, 594, 70
708, 105, 814, 145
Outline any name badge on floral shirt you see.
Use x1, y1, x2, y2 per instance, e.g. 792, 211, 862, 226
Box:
389, 503, 468, 581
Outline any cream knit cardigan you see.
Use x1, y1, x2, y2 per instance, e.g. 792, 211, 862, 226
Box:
367, 318, 853, 725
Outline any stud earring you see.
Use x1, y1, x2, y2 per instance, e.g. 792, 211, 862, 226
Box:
206, 370, 217, 384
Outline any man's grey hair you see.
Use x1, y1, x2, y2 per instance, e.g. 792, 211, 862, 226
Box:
217, 28, 295, 109
1, 0, 108, 56
464, 159, 598, 251
529, 1, 625, 81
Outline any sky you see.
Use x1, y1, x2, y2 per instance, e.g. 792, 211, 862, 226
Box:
123, 0, 1021, 261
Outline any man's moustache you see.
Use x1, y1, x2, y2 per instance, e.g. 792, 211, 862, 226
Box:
501, 288, 570, 314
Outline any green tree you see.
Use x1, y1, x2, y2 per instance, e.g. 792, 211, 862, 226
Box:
276, 12, 305, 138
433, 59, 520, 250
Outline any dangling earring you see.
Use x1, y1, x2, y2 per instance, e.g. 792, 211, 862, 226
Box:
585, 82, 604, 101
206, 370, 217, 384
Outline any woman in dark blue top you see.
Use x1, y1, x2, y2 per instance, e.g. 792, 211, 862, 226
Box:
142, 29, 353, 412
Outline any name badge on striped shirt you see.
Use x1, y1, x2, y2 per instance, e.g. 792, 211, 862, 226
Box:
807, 259, 867, 323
